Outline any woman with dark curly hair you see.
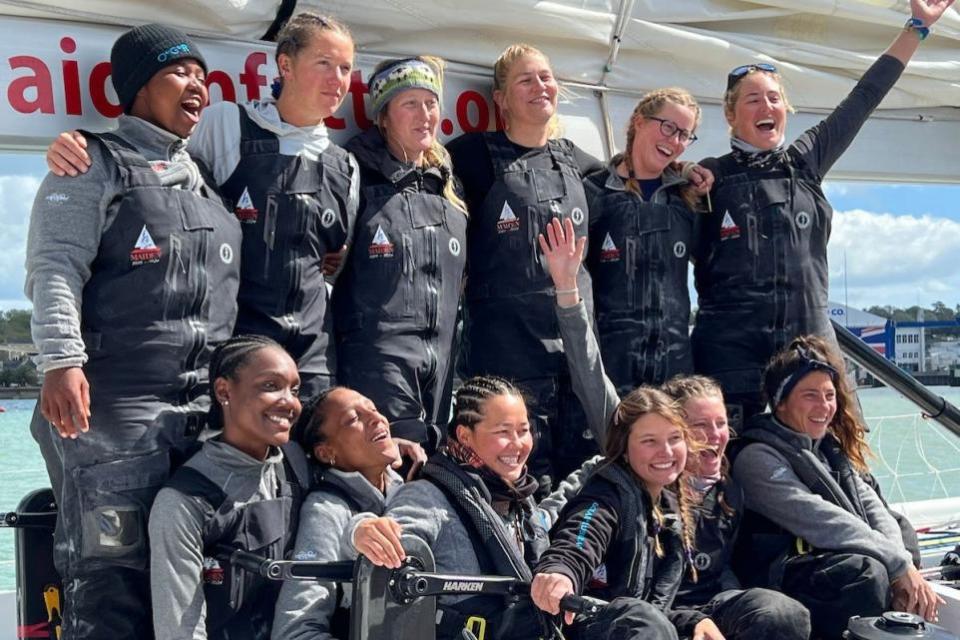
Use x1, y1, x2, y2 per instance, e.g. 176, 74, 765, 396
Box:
732, 335, 941, 639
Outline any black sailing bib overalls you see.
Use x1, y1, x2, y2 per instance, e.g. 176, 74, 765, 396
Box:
462, 132, 596, 488
585, 167, 694, 395
58, 132, 241, 638
164, 448, 305, 640
220, 107, 354, 400
335, 129, 467, 449
693, 153, 835, 425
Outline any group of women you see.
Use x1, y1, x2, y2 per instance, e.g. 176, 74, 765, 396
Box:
29, 0, 954, 638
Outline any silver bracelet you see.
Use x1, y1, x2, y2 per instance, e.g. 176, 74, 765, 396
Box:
555, 288, 579, 296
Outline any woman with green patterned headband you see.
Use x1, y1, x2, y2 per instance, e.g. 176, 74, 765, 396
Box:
332, 56, 468, 454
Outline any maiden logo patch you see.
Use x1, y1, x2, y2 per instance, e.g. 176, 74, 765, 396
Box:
368, 225, 395, 259
719, 210, 741, 241
234, 187, 258, 223
130, 225, 162, 266
599, 233, 620, 262
496, 201, 520, 234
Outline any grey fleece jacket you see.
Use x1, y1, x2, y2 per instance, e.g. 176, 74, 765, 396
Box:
149, 439, 285, 640
555, 299, 618, 440
271, 468, 404, 640
732, 417, 913, 580
340, 460, 598, 611
25, 115, 207, 373
362, 459, 598, 611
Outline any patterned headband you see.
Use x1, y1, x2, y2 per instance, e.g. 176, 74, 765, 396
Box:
368, 58, 442, 117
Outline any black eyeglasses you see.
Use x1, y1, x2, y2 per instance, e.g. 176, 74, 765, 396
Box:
647, 116, 698, 145
726, 63, 778, 91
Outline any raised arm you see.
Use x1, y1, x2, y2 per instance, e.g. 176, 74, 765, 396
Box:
794, 0, 955, 176
539, 217, 620, 441
888, 0, 955, 65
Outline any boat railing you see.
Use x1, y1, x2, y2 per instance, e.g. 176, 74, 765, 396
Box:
834, 320, 960, 437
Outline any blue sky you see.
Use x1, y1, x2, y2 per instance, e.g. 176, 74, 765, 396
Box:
1, 151, 958, 312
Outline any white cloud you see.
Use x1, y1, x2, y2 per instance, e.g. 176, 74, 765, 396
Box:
0, 175, 41, 310
828, 208, 960, 309
823, 182, 849, 198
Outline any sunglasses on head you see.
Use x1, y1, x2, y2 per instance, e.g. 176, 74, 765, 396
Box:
726, 63, 778, 91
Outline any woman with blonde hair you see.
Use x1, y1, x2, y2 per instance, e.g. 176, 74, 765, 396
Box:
691, 0, 955, 428
334, 55, 467, 452
447, 43, 604, 495
733, 335, 941, 638
585, 87, 706, 395
539, 218, 809, 640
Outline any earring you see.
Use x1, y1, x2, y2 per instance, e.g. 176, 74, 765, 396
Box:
328, 457, 336, 466
221, 399, 229, 407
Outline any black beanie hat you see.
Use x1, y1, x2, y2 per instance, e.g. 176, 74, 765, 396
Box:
111, 23, 207, 113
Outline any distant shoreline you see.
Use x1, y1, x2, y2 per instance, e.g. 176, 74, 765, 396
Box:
0, 386, 38, 399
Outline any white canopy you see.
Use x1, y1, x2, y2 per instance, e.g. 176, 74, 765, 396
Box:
2, 0, 958, 109
0, 0, 957, 181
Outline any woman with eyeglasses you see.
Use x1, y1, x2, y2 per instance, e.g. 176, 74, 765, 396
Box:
691, 0, 954, 428
584, 88, 707, 396
732, 335, 942, 639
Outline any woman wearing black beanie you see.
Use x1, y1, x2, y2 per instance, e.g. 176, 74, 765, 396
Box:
25, 23, 241, 639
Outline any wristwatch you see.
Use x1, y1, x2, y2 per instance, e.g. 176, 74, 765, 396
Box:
904, 16, 930, 41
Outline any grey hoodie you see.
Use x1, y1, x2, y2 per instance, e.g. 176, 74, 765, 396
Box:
271, 467, 403, 640
351, 457, 599, 613
732, 417, 913, 580
25, 115, 206, 372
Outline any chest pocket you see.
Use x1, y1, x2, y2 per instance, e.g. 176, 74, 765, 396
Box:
408, 193, 445, 228
161, 199, 215, 322
708, 178, 764, 284
204, 497, 289, 631
282, 164, 322, 248
622, 207, 670, 311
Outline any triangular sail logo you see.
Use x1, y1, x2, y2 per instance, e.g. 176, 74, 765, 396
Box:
130, 225, 162, 265
496, 201, 520, 233
599, 232, 621, 262
368, 224, 395, 258
234, 186, 258, 223
719, 210, 741, 240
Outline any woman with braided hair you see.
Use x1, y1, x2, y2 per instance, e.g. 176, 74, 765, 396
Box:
661, 376, 810, 640
271, 386, 417, 640
584, 87, 708, 396
351, 375, 597, 639
149, 335, 309, 640
538, 217, 809, 640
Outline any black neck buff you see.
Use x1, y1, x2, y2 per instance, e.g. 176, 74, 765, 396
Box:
444, 437, 538, 516
730, 136, 787, 170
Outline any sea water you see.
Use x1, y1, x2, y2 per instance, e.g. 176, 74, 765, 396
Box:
3, 388, 960, 591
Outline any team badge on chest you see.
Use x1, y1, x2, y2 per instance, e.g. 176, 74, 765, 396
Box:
130, 225, 162, 266
368, 225, 395, 259
719, 210, 741, 241
496, 201, 520, 234
234, 187, 258, 223
570, 206, 585, 226
599, 233, 621, 262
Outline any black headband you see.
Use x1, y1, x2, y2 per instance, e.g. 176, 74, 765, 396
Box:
771, 347, 839, 407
